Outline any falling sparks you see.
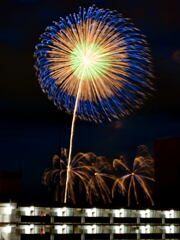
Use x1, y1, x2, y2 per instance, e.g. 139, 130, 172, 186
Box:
86, 154, 114, 205
43, 146, 154, 206
112, 148, 155, 206
59, 149, 93, 204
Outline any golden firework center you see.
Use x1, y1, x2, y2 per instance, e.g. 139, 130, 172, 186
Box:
0, 203, 180, 240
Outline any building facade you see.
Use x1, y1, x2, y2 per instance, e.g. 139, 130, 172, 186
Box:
0, 203, 180, 240
0, 172, 22, 201
154, 138, 180, 208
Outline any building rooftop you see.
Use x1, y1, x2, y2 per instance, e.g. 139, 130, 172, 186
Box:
0, 203, 180, 239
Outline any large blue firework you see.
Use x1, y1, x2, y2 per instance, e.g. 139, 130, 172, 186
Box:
34, 5, 153, 122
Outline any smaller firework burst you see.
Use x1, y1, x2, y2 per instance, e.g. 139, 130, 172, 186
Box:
60, 150, 93, 204
86, 154, 114, 205
43, 148, 93, 204
112, 147, 155, 206
43, 150, 114, 204
42, 154, 62, 201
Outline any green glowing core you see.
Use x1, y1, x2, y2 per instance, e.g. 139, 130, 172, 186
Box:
70, 41, 110, 80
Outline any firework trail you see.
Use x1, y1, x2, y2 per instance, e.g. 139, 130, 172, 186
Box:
64, 82, 83, 203
43, 148, 93, 204
112, 147, 155, 206
35, 6, 153, 203
60, 150, 93, 204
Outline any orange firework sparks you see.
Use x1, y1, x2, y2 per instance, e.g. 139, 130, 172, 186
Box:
59, 149, 93, 204
43, 148, 93, 204
87, 168, 114, 205
86, 154, 114, 205
63, 152, 114, 204
43, 146, 154, 206
48, 19, 128, 102
112, 148, 155, 206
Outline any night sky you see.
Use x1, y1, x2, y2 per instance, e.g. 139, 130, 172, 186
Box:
0, 0, 180, 203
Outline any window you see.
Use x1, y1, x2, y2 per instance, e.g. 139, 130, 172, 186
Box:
114, 217, 137, 223
54, 216, 81, 223
85, 217, 110, 223
21, 216, 50, 223
140, 218, 162, 223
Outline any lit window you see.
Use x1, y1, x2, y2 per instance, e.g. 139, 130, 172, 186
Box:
4, 205, 14, 215
3, 225, 12, 234
165, 225, 175, 233
24, 206, 35, 216
85, 208, 97, 217
56, 224, 67, 234
56, 207, 69, 216
114, 224, 125, 233
140, 209, 151, 218
164, 210, 175, 218
140, 225, 151, 233
24, 224, 34, 234
85, 224, 97, 233
113, 209, 125, 217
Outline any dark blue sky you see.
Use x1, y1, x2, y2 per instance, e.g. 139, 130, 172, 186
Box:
0, 0, 180, 199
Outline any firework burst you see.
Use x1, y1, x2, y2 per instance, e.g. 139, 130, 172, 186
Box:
43, 147, 154, 206
59, 149, 93, 204
43, 148, 93, 204
43, 150, 114, 204
112, 148, 155, 206
35, 5, 153, 121
61, 151, 114, 204
86, 154, 114, 205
